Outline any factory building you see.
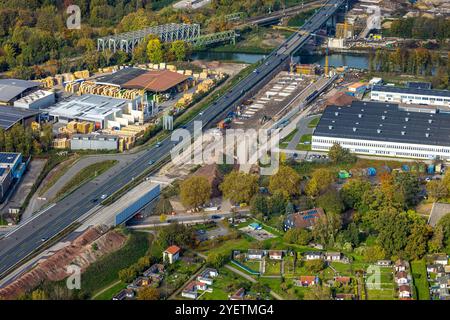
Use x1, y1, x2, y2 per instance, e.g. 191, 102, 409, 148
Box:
0, 153, 26, 200
13, 90, 55, 110
47, 94, 143, 130
0, 106, 41, 131
71, 134, 119, 151
0, 79, 41, 105
371, 85, 450, 107
312, 101, 450, 161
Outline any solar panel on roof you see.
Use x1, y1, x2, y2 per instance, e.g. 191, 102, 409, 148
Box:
0, 153, 19, 164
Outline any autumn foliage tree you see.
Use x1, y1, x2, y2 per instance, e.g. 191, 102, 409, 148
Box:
268, 165, 301, 199
220, 171, 258, 204
180, 176, 211, 209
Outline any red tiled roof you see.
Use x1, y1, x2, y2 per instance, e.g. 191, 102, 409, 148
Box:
399, 285, 411, 292
165, 245, 181, 255
122, 70, 189, 92
300, 276, 316, 282
290, 208, 325, 229
335, 277, 351, 284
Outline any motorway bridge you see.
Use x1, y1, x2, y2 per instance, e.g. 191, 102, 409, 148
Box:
0, 0, 347, 280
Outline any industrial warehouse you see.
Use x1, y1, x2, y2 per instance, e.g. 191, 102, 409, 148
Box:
0, 153, 27, 201
312, 101, 450, 161
371, 85, 450, 108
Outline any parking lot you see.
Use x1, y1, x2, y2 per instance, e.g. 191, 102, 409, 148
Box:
239, 226, 276, 241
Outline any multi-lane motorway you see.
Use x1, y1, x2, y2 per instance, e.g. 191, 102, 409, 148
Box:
0, 0, 345, 279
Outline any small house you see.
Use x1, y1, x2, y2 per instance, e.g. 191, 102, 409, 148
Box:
334, 277, 351, 285
376, 260, 392, 267
269, 250, 283, 260
248, 249, 264, 260
427, 264, 444, 274
434, 255, 448, 266
395, 271, 409, 285
163, 245, 181, 264
335, 293, 355, 300
197, 268, 219, 285
304, 252, 323, 260
181, 281, 207, 300
112, 289, 135, 301
127, 277, 151, 290
325, 252, 342, 262
296, 276, 319, 287
398, 285, 412, 298
395, 259, 408, 272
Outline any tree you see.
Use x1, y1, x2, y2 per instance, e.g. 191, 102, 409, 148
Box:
157, 223, 195, 248
147, 39, 164, 64
31, 289, 48, 300
268, 166, 301, 198
303, 285, 331, 300
363, 245, 386, 263
328, 143, 356, 164
340, 178, 371, 210
137, 287, 160, 300
169, 40, 187, 61
437, 212, 450, 251
283, 228, 312, 246
427, 180, 448, 201
160, 214, 167, 223
305, 168, 335, 198
404, 222, 431, 260
375, 209, 412, 257
207, 252, 229, 269
393, 171, 421, 207
316, 189, 344, 215
305, 259, 326, 273
118, 267, 138, 283
312, 212, 342, 247
180, 176, 211, 209
220, 171, 259, 204
250, 194, 268, 215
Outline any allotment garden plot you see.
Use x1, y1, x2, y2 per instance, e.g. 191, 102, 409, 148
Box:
239, 226, 276, 241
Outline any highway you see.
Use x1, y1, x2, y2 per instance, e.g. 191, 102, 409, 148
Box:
0, 0, 346, 280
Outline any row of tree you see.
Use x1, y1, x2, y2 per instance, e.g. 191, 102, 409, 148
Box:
0, 124, 53, 157
388, 17, 450, 41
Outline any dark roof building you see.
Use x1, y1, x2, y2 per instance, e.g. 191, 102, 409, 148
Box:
95, 68, 148, 87
0, 79, 40, 105
283, 208, 325, 231
0, 106, 40, 130
312, 101, 450, 161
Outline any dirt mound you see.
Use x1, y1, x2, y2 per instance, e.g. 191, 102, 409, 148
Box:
0, 225, 127, 300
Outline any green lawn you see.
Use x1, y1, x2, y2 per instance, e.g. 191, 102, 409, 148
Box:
243, 260, 261, 273
308, 117, 321, 128
200, 268, 253, 300
93, 281, 127, 300
296, 134, 312, 151
81, 231, 151, 298
366, 267, 396, 300
279, 129, 299, 148
198, 237, 253, 256
410, 260, 430, 300
55, 160, 118, 199
264, 260, 282, 276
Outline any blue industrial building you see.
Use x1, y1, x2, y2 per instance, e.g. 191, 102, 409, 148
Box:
114, 183, 161, 226
0, 152, 27, 201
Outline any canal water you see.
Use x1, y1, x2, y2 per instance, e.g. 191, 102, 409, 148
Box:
191, 51, 370, 70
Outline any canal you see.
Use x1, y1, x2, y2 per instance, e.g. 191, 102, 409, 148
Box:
191, 51, 370, 70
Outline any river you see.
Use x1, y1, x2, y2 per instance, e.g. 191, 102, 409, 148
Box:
191, 51, 370, 70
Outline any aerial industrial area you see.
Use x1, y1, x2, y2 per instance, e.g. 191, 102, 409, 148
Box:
0, 0, 449, 304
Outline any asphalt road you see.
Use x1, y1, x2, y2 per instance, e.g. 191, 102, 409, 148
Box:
0, 0, 346, 279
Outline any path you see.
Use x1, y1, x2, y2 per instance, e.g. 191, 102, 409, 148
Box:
224, 264, 284, 300
91, 280, 122, 300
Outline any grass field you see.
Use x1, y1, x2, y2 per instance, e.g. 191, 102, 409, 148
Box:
93, 281, 127, 300
296, 134, 312, 151
366, 266, 396, 300
55, 160, 118, 199
410, 260, 430, 300
200, 268, 253, 300
279, 129, 298, 148
264, 260, 282, 276
81, 231, 151, 298
308, 117, 320, 128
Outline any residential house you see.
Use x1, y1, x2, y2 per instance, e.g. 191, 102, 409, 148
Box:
439, 276, 449, 289
325, 252, 342, 262
283, 208, 325, 231
163, 245, 181, 264
127, 277, 152, 290
230, 288, 246, 300
395, 271, 409, 285
445, 265, 450, 274
434, 254, 448, 266
269, 250, 283, 260
197, 268, 219, 285
334, 277, 351, 285
398, 285, 412, 298
144, 264, 165, 277
395, 260, 408, 272
112, 289, 135, 301
335, 293, 355, 300
427, 264, 444, 275
376, 260, 392, 267
295, 276, 319, 287
248, 250, 264, 260
304, 252, 323, 260
181, 281, 208, 300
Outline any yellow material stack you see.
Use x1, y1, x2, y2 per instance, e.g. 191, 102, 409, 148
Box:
73, 70, 90, 79
31, 122, 41, 132
77, 122, 93, 134
185, 70, 193, 76
53, 138, 70, 149
296, 64, 316, 76
167, 64, 177, 71
67, 121, 78, 133
196, 79, 215, 94
65, 82, 80, 93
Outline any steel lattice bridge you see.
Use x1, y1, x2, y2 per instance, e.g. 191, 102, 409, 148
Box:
97, 23, 237, 53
